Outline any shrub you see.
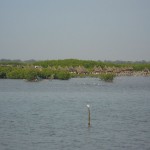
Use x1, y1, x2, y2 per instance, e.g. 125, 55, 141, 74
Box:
54, 71, 71, 80
0, 72, 6, 78
7, 69, 25, 79
24, 69, 38, 81
99, 73, 115, 82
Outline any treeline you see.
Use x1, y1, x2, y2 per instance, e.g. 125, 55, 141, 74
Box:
0, 59, 150, 70
33, 59, 102, 68
32, 59, 150, 71
0, 66, 71, 81
0, 59, 150, 81
1, 59, 150, 64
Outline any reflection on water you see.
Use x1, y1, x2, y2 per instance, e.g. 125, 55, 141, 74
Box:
0, 77, 150, 150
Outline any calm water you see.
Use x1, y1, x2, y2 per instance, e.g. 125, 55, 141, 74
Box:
0, 77, 150, 150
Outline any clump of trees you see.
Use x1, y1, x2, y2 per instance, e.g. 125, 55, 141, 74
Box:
99, 73, 116, 82
0, 59, 150, 82
0, 66, 71, 81
53, 71, 71, 80
0, 66, 12, 78
32, 59, 150, 71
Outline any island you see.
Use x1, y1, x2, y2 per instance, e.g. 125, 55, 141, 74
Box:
0, 59, 149, 82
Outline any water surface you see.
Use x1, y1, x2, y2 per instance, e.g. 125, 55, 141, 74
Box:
0, 77, 150, 150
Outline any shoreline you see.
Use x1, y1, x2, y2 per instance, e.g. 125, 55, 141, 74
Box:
0, 59, 150, 80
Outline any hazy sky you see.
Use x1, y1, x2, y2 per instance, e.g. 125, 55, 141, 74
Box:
0, 0, 150, 61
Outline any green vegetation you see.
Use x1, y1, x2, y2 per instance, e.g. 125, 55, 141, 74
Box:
0, 59, 149, 82
99, 73, 116, 82
32, 59, 101, 68
53, 71, 71, 80
0, 66, 71, 81
32, 59, 150, 70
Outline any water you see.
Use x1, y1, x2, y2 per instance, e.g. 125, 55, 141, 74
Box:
0, 77, 150, 150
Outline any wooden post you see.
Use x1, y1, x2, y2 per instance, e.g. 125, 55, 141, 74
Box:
87, 104, 91, 127
88, 108, 90, 127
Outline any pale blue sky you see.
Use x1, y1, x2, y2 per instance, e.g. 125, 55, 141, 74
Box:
0, 0, 150, 61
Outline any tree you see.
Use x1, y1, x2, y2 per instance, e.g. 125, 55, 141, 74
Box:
99, 73, 116, 82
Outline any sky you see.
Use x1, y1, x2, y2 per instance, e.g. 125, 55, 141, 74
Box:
0, 0, 150, 61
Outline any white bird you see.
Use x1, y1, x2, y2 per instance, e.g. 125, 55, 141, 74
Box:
87, 104, 90, 108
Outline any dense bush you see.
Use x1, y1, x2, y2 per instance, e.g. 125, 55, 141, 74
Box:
132, 64, 150, 71
33, 59, 105, 69
0, 72, 6, 78
54, 71, 71, 80
99, 73, 116, 82
0, 59, 150, 81
7, 68, 25, 79
0, 66, 71, 81
38, 68, 55, 79
24, 69, 39, 81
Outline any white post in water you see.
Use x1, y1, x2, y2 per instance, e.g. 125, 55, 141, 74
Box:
87, 104, 91, 127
